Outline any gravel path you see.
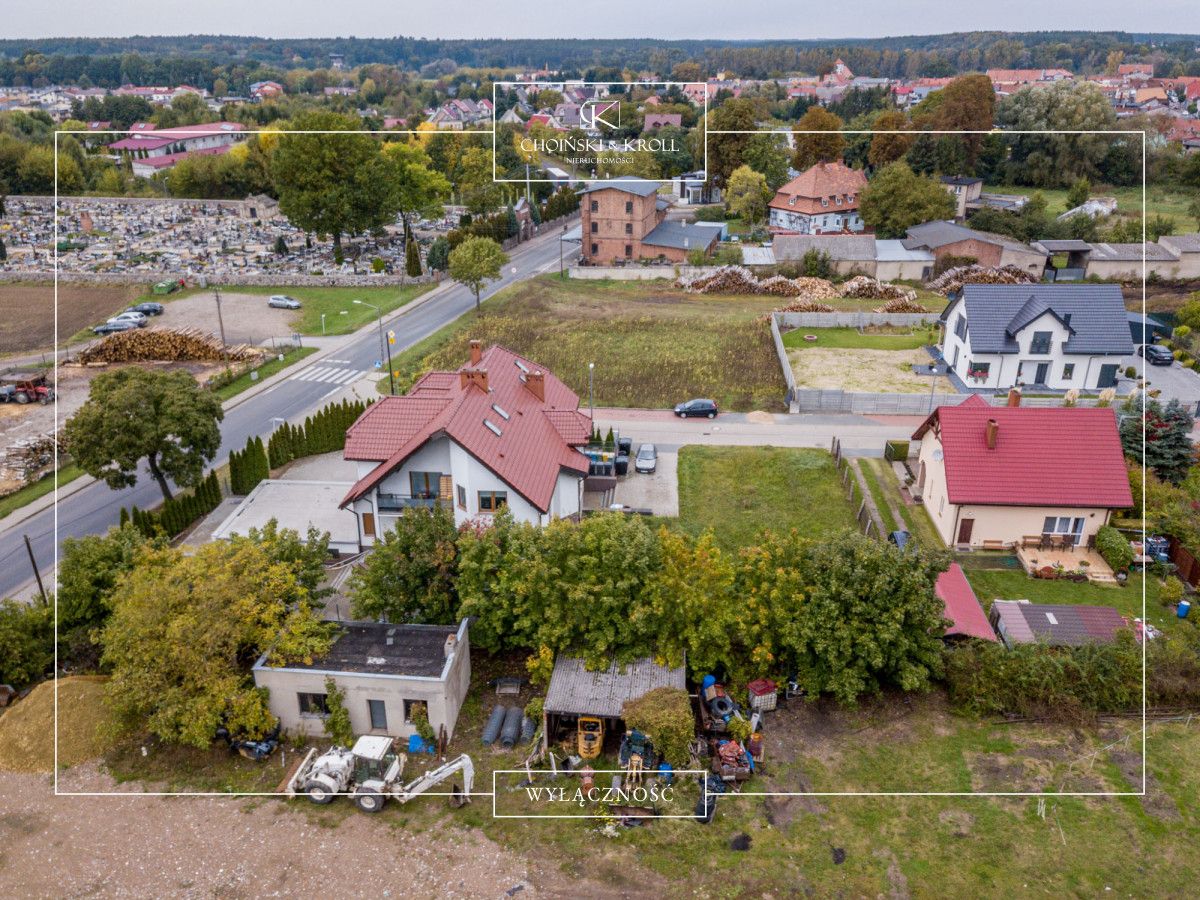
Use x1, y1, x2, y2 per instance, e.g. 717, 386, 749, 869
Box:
1, 765, 542, 899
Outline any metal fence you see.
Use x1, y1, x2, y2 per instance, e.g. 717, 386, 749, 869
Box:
775, 311, 940, 328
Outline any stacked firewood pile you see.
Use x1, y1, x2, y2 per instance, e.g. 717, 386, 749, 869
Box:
77, 328, 264, 364
679, 266, 841, 303
773, 299, 836, 313
874, 297, 931, 313
928, 264, 1039, 296
841, 275, 918, 303
0, 434, 56, 489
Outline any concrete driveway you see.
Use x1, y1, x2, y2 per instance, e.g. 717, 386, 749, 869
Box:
613, 448, 679, 516
1126, 354, 1200, 412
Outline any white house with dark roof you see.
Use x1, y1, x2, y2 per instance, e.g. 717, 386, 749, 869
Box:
939, 284, 1133, 391
339, 342, 591, 540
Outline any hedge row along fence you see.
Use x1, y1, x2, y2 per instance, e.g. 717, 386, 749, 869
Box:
229, 398, 373, 496
119, 471, 222, 540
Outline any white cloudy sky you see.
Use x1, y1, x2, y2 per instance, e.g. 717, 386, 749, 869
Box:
5, 1, 1198, 40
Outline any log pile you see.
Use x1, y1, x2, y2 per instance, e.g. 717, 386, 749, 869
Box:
874, 297, 931, 313
0, 433, 56, 489
841, 275, 917, 303
77, 328, 264, 364
928, 264, 1039, 296
678, 266, 841, 303
773, 299, 836, 313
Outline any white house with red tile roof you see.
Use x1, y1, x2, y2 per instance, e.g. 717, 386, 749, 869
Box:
768, 162, 868, 235
340, 342, 591, 540
911, 395, 1133, 550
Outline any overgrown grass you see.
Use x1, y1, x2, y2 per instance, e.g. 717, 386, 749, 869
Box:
0, 463, 85, 520
676, 446, 857, 548
965, 569, 1182, 635
384, 274, 789, 411
861, 457, 943, 548
856, 458, 898, 534
782, 325, 938, 351
984, 180, 1195, 227
225, 284, 434, 335
210, 346, 317, 401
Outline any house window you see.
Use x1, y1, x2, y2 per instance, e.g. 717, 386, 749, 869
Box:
625, 201, 633, 213
409, 471, 440, 499
403, 699, 426, 724
590, 243, 598, 255
1062, 363, 1075, 380
834, 195, 842, 205
821, 197, 829, 207
1030, 331, 1052, 354
590, 200, 598, 212
590, 221, 598, 233
456, 484, 466, 509
625, 244, 633, 257
954, 315, 968, 340
624, 222, 633, 235
298, 692, 328, 717
967, 361, 990, 380
478, 490, 508, 512
367, 699, 388, 730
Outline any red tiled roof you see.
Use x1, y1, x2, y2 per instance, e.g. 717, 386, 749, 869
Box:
935, 563, 998, 641
911, 395, 1133, 508
129, 145, 231, 169
769, 162, 867, 215
341, 346, 591, 512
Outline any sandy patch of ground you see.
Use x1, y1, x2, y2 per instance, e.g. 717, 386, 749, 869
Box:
789, 347, 953, 393
156, 290, 301, 347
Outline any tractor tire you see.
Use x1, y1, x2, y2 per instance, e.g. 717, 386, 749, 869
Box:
38, 395, 50, 406
303, 780, 335, 804
709, 696, 735, 718
354, 788, 385, 814
14, 393, 29, 404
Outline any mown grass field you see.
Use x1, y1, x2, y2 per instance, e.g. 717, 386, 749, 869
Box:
210, 346, 317, 401
984, 181, 1196, 227
387, 274, 790, 411
782, 324, 940, 351
219, 283, 433, 335
676, 446, 858, 548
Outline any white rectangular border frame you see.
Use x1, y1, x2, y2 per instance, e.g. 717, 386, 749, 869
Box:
491, 768, 709, 818
51, 126, 1146, 800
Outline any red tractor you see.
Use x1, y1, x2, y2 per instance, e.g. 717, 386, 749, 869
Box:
0, 372, 55, 405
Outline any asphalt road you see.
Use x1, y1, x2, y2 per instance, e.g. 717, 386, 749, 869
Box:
0, 228, 579, 598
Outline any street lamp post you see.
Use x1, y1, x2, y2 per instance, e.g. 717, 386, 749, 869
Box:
560, 224, 568, 278
353, 299, 394, 394
928, 363, 942, 413
588, 361, 595, 420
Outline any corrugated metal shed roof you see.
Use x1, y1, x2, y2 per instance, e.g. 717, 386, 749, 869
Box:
544, 656, 687, 718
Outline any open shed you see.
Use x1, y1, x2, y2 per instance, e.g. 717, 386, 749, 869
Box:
542, 656, 686, 752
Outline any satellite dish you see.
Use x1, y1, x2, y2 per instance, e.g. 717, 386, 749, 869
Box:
932, 449, 944, 462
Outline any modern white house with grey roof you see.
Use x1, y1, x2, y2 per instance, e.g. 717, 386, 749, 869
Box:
939, 284, 1133, 391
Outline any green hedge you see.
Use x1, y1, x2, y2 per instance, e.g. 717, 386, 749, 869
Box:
1095, 524, 1134, 572
121, 470, 222, 540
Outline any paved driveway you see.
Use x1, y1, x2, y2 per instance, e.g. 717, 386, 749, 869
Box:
613, 449, 679, 516
1126, 354, 1200, 411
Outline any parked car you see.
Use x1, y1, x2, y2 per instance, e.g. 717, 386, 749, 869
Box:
1139, 344, 1174, 366
107, 311, 147, 327
268, 294, 302, 309
674, 398, 718, 419
93, 320, 138, 335
127, 301, 164, 316
635, 443, 658, 474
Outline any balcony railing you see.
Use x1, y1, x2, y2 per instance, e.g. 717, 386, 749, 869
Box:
377, 493, 450, 511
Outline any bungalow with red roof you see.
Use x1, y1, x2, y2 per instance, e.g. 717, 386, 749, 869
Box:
911, 395, 1133, 550
340, 342, 592, 541
768, 162, 868, 235
935, 563, 998, 642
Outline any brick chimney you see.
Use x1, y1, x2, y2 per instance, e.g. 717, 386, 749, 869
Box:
1006, 387, 1022, 407
469, 339, 482, 366
525, 370, 545, 401
985, 418, 999, 450
460, 368, 488, 392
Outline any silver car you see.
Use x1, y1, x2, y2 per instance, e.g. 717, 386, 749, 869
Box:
268, 294, 302, 309
634, 443, 657, 474
107, 310, 147, 327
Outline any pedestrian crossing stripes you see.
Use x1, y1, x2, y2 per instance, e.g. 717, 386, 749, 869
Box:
289, 365, 365, 385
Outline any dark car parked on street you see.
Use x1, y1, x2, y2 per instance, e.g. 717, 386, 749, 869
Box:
127, 302, 165, 316
674, 398, 718, 419
1139, 344, 1175, 366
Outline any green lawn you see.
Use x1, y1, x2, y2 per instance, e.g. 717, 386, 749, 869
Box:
782, 325, 939, 351
984, 181, 1196, 227
861, 457, 943, 547
210, 346, 317, 401
856, 458, 898, 534
0, 463, 85, 520
384, 274, 789, 411
223, 284, 434, 335
964, 569, 1182, 636
676, 445, 857, 548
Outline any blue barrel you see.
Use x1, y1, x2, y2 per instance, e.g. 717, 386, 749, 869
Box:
500, 706, 523, 748
1178, 598, 1191, 619
482, 705, 506, 744
658, 762, 674, 783
701, 674, 716, 692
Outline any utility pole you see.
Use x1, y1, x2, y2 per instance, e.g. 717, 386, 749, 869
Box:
214, 287, 228, 360
24, 534, 46, 605
385, 330, 396, 395
588, 362, 595, 420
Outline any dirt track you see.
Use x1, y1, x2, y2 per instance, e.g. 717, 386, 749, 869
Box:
1, 764, 546, 899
